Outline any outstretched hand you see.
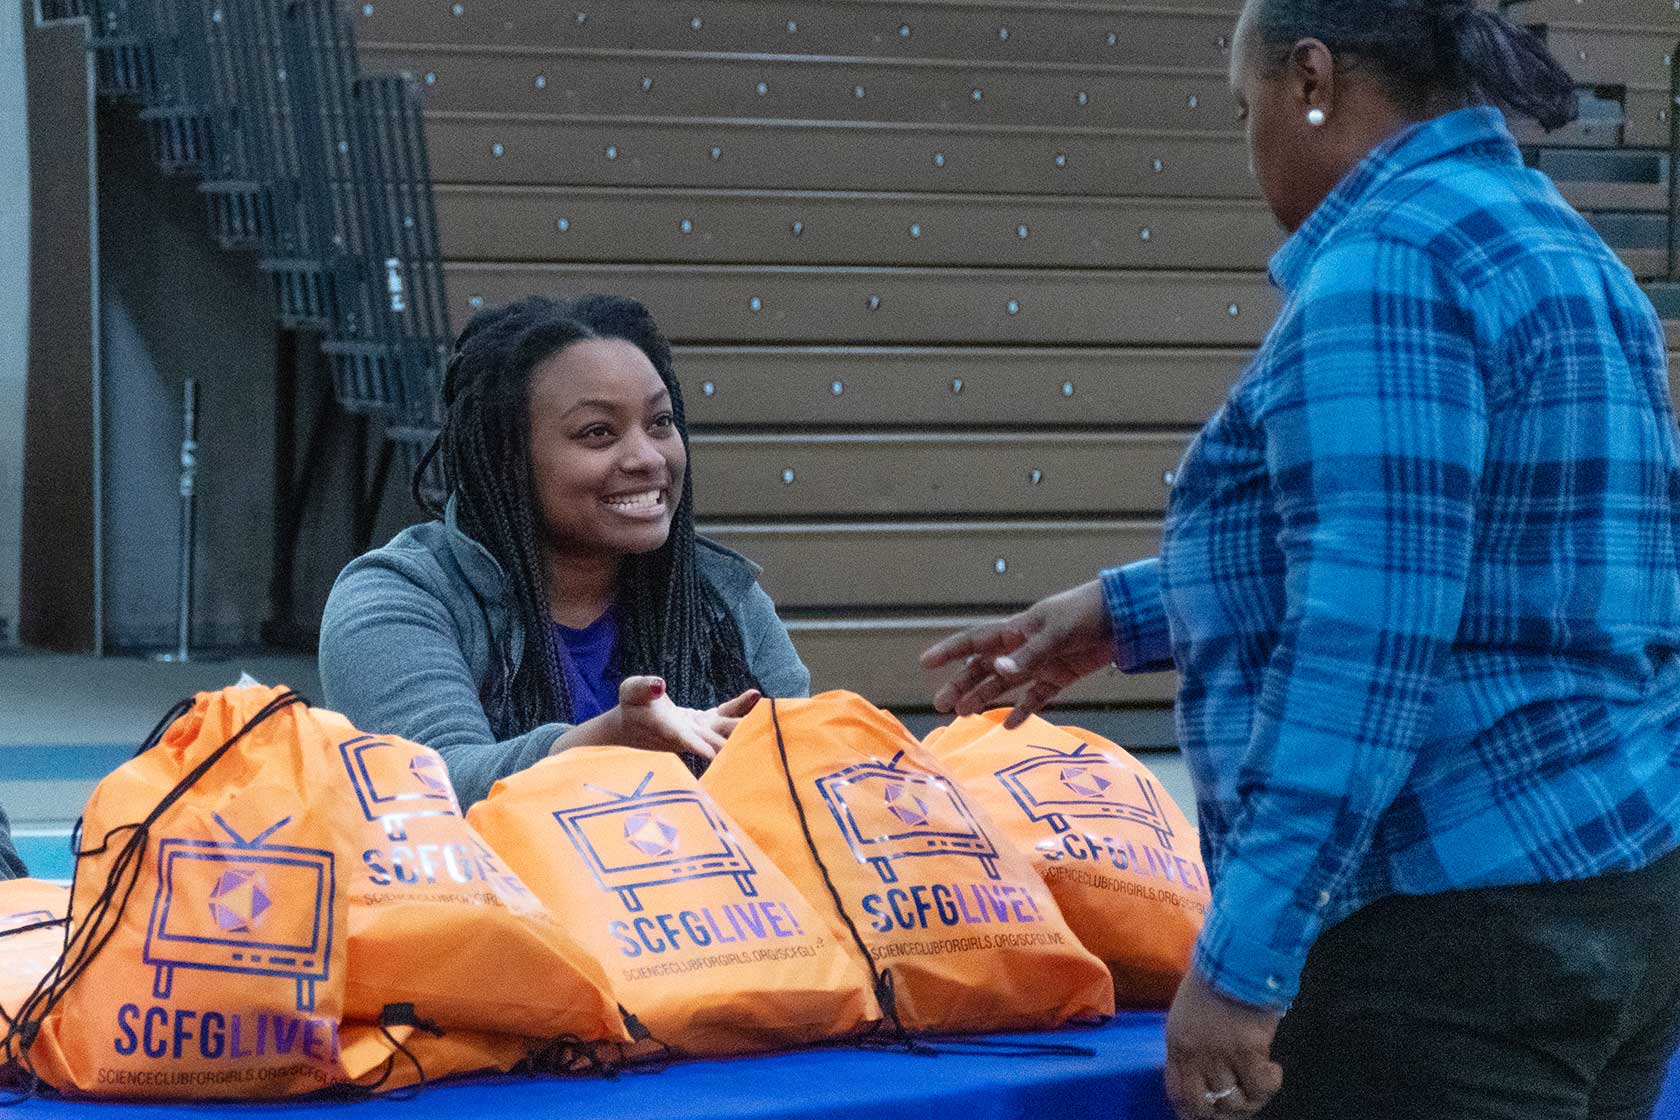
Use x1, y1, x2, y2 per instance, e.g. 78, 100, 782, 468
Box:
615, 677, 761, 761
920, 579, 1115, 728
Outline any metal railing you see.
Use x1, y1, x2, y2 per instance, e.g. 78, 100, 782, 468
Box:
60, 0, 454, 630
70, 0, 450, 506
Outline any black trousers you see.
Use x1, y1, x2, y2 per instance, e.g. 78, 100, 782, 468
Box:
1259, 847, 1680, 1120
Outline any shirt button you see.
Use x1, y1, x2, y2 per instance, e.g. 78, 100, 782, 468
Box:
1266, 976, 1282, 992
1317, 890, 1331, 908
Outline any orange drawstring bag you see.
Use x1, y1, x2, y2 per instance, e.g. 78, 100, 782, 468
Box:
11, 686, 624, 1100
1, 881, 69, 1032
923, 711, 1208, 1008
303, 710, 628, 1043
701, 693, 1114, 1036
468, 747, 879, 1057
18, 688, 356, 1097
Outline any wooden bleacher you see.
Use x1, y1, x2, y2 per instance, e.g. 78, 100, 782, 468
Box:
352, 0, 1680, 707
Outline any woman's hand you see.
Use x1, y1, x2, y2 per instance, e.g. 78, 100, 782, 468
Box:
549, 678, 761, 760
614, 677, 761, 762
920, 579, 1115, 728
1164, 970, 1284, 1119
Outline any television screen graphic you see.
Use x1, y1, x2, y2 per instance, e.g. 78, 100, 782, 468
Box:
144, 814, 334, 1012
554, 773, 758, 913
993, 743, 1176, 849
0, 909, 57, 933
816, 752, 1000, 884
339, 734, 460, 840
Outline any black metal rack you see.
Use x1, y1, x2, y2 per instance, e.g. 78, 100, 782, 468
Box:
65, 0, 453, 639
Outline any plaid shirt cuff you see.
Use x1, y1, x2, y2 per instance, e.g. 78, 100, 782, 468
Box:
1099, 560, 1173, 673
1192, 862, 1325, 1011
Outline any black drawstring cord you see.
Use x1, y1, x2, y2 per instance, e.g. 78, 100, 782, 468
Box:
766, 700, 930, 1054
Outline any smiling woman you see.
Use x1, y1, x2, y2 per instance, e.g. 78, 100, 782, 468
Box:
318, 295, 810, 807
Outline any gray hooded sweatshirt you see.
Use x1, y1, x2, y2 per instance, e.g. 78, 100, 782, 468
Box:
318, 504, 810, 806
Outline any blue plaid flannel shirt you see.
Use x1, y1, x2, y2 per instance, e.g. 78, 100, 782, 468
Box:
1101, 107, 1680, 1009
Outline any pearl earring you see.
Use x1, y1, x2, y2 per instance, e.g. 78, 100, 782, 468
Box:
1307, 107, 1327, 127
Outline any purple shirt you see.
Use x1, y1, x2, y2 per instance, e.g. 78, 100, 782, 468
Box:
550, 609, 620, 724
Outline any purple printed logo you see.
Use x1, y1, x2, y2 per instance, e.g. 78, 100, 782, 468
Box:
815, 752, 1001, 884
409, 754, 449, 794
1059, 766, 1113, 799
144, 814, 335, 1013
993, 743, 1176, 850
554, 773, 759, 913
338, 735, 461, 841
207, 869, 273, 934
623, 811, 681, 858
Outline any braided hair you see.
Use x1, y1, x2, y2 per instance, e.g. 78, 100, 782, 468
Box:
1248, 0, 1577, 131
414, 294, 759, 738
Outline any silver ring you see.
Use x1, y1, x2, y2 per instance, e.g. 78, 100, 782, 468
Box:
1202, 1086, 1238, 1105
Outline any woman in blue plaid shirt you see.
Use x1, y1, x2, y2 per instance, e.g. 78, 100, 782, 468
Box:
926, 1, 1680, 1117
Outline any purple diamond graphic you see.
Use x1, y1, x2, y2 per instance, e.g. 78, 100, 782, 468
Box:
624, 812, 679, 857
410, 755, 449, 793
1059, 766, 1112, 798
883, 782, 930, 826
207, 869, 272, 934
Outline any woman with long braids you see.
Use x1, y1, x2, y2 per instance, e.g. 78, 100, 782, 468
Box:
926, 2, 1680, 1117
320, 294, 808, 808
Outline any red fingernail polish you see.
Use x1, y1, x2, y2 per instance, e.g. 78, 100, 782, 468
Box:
649, 680, 665, 698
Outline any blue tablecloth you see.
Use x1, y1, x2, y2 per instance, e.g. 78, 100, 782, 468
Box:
10, 1011, 1680, 1118
6, 1017, 1174, 1120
